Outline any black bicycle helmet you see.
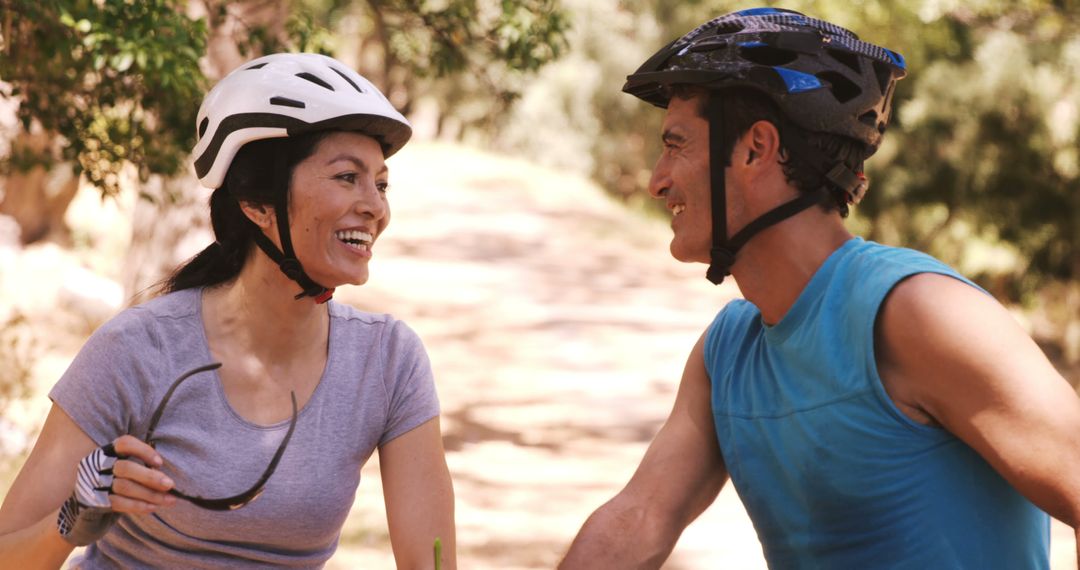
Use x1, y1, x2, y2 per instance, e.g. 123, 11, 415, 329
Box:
623, 8, 907, 284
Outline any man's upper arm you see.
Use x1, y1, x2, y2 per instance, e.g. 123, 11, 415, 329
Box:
621, 331, 728, 529
877, 272, 1080, 526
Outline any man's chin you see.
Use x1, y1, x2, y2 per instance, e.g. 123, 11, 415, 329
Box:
669, 243, 708, 264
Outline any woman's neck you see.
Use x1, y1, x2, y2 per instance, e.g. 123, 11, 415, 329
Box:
202, 252, 329, 364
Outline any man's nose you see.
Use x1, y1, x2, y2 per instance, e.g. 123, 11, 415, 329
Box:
648, 158, 671, 199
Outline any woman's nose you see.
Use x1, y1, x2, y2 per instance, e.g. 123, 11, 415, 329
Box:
356, 182, 388, 219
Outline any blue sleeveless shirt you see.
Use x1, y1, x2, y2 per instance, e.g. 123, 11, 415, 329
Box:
704, 238, 1049, 569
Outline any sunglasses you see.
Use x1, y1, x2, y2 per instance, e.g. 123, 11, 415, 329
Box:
144, 362, 297, 511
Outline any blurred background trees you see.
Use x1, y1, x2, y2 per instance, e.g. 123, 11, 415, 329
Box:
1, 0, 1078, 364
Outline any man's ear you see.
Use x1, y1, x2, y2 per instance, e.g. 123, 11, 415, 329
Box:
239, 201, 275, 230
743, 119, 783, 167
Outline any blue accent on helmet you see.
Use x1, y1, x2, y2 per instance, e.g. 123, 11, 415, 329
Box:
886, 49, 907, 70
735, 7, 807, 24
773, 67, 823, 93
739, 41, 768, 48
735, 8, 784, 16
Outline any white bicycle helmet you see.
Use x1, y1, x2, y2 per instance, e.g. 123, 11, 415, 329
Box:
191, 53, 412, 304
192, 52, 412, 189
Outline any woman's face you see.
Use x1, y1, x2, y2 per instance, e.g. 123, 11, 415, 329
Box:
284, 131, 391, 288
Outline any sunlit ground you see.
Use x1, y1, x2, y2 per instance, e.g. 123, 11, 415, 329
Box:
0, 142, 1075, 568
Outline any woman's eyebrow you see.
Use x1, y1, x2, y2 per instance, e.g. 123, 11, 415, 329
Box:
326, 154, 389, 175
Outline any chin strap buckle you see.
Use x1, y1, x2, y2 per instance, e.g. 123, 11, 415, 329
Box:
706, 248, 737, 285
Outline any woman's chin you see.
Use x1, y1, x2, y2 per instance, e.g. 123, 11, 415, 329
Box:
306, 268, 369, 289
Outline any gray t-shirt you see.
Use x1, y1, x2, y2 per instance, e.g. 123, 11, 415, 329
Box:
50, 288, 440, 568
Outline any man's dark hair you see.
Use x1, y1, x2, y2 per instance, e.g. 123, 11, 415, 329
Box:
671, 85, 872, 218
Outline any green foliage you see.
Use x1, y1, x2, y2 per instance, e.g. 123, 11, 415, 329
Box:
355, 0, 571, 125
0, 0, 208, 197
382, 0, 569, 77
857, 0, 1080, 298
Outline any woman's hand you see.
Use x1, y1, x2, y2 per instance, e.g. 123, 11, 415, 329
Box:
104, 435, 177, 514
0, 405, 177, 567
57, 435, 177, 546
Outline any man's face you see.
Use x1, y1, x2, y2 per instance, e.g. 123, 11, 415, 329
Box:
648, 93, 714, 264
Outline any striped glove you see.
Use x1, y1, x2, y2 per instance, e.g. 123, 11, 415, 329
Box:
57, 443, 121, 546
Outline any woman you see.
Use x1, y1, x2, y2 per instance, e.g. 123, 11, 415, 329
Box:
0, 52, 456, 568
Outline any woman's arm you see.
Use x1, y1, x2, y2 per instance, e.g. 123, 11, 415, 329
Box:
379, 416, 456, 570
0, 404, 177, 569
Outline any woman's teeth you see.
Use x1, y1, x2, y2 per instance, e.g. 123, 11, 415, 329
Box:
673, 205, 686, 216
335, 229, 373, 251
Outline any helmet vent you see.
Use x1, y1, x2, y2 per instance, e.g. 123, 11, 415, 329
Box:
717, 21, 745, 34
872, 61, 894, 94
739, 45, 798, 66
826, 48, 862, 73
330, 67, 365, 94
198, 117, 209, 139
245, 62, 268, 70
858, 110, 878, 127
295, 72, 334, 91
817, 71, 861, 103
269, 96, 306, 109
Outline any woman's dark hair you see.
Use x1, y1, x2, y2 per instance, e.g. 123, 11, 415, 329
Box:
672, 85, 871, 218
159, 131, 332, 295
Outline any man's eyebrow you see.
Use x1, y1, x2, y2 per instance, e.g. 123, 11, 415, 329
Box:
325, 154, 388, 175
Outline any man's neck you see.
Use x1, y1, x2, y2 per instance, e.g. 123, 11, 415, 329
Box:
730, 209, 853, 326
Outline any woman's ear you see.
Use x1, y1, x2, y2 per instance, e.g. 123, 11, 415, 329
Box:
239, 202, 275, 230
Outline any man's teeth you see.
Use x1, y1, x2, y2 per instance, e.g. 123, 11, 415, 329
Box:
335, 230, 373, 250
672, 205, 686, 216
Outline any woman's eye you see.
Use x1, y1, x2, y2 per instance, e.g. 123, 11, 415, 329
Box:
376, 181, 389, 193
335, 173, 358, 184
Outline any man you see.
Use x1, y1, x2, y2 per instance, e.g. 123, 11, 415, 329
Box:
561, 8, 1080, 569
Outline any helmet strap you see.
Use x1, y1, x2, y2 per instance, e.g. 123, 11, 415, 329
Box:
703, 93, 832, 285
245, 147, 334, 304
705, 94, 736, 285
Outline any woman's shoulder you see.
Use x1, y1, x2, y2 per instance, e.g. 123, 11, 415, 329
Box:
327, 299, 394, 325
328, 301, 425, 348
102, 288, 198, 327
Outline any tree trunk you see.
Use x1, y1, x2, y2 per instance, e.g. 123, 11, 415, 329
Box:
121, 173, 212, 305
0, 128, 78, 245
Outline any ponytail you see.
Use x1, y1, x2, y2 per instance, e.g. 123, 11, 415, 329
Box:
160, 188, 252, 294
